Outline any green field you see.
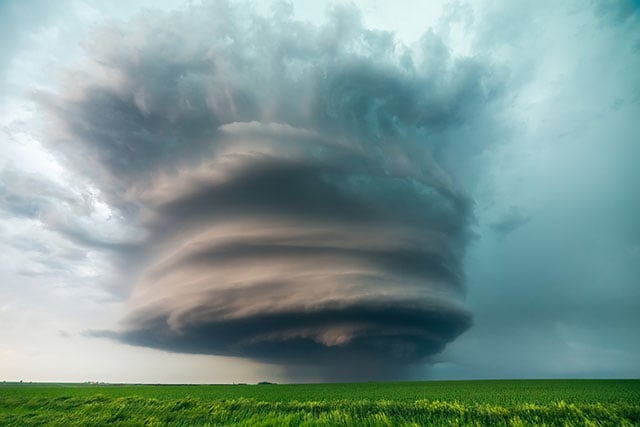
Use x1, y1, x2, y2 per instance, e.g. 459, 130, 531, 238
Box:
1, 380, 639, 426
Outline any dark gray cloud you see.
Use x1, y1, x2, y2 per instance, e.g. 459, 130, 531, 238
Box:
98, 300, 470, 381
35, 1, 505, 378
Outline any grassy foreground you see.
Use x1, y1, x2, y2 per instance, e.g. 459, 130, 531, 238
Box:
1, 379, 639, 426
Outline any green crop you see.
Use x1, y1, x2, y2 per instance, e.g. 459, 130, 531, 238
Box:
1, 380, 638, 426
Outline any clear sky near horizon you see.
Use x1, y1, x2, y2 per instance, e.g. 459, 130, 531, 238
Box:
0, 0, 639, 383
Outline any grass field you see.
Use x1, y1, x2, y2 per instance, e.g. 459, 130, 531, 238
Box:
1, 379, 639, 425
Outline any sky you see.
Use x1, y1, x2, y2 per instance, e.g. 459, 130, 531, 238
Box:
0, 0, 639, 383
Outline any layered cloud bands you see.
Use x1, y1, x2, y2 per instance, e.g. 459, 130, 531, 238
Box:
37, 2, 501, 376
114, 122, 473, 369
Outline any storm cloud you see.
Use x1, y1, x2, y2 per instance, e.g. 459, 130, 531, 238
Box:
32, 1, 504, 378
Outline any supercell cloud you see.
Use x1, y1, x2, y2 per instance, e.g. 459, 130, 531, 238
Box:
35, 2, 503, 378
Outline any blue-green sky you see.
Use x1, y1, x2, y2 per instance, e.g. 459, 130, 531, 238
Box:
0, 0, 639, 383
